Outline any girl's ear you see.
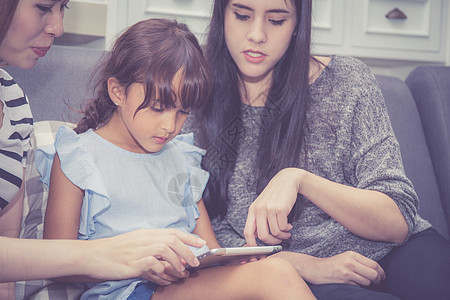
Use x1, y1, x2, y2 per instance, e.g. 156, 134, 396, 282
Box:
107, 77, 125, 106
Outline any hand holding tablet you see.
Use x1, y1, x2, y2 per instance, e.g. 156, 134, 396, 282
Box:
189, 245, 282, 270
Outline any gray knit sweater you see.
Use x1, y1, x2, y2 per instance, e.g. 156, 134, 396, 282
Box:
183, 56, 431, 261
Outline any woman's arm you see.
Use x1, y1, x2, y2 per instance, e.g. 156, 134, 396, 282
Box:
298, 169, 408, 243
244, 168, 409, 246
0, 169, 25, 238
0, 229, 206, 283
0, 172, 25, 300
271, 250, 385, 287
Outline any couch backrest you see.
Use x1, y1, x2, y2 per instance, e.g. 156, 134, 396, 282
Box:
5, 45, 448, 238
377, 75, 449, 238
405, 66, 450, 236
5, 45, 104, 123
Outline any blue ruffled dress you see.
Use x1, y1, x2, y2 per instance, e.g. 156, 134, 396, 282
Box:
36, 126, 210, 299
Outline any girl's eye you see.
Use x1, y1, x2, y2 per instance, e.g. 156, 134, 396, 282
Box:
150, 106, 164, 113
179, 110, 190, 116
269, 19, 286, 26
234, 11, 250, 21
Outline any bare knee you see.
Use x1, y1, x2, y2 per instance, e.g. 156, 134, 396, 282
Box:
247, 257, 303, 288
257, 257, 299, 278
236, 258, 315, 299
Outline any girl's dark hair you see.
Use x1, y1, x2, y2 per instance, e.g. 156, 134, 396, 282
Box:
0, 0, 19, 46
75, 18, 210, 133
199, 0, 313, 220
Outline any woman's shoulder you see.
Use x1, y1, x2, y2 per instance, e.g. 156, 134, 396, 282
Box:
313, 55, 373, 75
311, 55, 377, 90
330, 55, 372, 73
0, 68, 22, 99
0, 68, 12, 80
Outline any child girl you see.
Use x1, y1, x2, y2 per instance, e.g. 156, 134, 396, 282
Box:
1, 1, 209, 297
36, 18, 316, 300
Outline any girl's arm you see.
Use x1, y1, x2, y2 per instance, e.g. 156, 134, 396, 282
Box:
43, 153, 98, 282
44, 153, 84, 240
44, 154, 205, 284
193, 199, 221, 249
244, 168, 409, 246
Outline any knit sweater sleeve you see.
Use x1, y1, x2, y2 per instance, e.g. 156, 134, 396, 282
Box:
341, 58, 418, 235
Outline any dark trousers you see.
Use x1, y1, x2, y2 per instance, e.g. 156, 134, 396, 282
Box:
308, 228, 450, 300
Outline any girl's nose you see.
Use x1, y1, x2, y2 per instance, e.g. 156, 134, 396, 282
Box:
45, 12, 64, 38
161, 112, 177, 134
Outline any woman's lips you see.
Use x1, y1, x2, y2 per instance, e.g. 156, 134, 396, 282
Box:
243, 50, 266, 64
32, 47, 50, 58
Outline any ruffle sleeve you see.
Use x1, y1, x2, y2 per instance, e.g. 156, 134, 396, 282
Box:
172, 133, 209, 220
35, 126, 111, 240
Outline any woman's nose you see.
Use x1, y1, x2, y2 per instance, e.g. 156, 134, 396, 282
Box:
45, 12, 65, 38
247, 19, 267, 44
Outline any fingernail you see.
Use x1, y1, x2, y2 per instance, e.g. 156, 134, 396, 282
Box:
197, 238, 206, 245
194, 258, 200, 267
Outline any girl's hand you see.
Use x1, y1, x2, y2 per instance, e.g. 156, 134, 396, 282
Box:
273, 251, 385, 287
83, 228, 205, 281
244, 168, 303, 246
141, 261, 190, 286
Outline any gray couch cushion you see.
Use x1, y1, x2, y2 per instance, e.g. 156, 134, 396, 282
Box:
5, 45, 103, 123
405, 67, 450, 236
376, 75, 449, 238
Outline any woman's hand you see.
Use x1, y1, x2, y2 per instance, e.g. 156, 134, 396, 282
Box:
244, 168, 303, 245
273, 251, 385, 287
83, 228, 205, 282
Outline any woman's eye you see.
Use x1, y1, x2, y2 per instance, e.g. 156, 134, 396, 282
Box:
62, 3, 70, 11
269, 19, 286, 26
234, 12, 250, 21
36, 5, 52, 13
179, 110, 190, 116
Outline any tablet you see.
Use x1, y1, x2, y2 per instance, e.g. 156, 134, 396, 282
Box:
190, 245, 282, 270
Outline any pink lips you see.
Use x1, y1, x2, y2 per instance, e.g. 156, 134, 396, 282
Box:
243, 50, 266, 64
154, 136, 168, 144
32, 46, 50, 58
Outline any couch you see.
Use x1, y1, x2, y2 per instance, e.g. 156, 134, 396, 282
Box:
5, 45, 450, 299
405, 67, 450, 236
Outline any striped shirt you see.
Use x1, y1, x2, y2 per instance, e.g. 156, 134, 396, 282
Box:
0, 68, 33, 209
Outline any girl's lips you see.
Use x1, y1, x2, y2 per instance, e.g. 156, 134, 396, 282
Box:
32, 47, 50, 58
153, 136, 168, 144
243, 50, 266, 64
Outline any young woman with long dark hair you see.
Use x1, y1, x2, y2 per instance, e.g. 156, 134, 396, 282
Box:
183, 0, 450, 299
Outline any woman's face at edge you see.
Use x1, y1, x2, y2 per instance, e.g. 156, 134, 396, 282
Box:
0, 0, 69, 69
223, 0, 297, 84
